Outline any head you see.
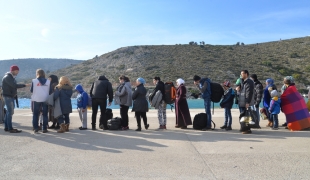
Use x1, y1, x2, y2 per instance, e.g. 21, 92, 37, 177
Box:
283, 76, 294, 86
136, 77, 145, 86
10, 65, 19, 76
270, 90, 278, 98
266, 78, 274, 86
250, 74, 258, 81
222, 80, 230, 90
56, 76, 72, 88
240, 70, 249, 80
48, 75, 59, 84
119, 75, 126, 84
153, 77, 160, 85
176, 78, 185, 86
193, 75, 201, 85
36, 69, 45, 78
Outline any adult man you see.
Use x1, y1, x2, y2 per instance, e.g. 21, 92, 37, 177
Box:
236, 70, 255, 134
250, 74, 263, 122
31, 69, 50, 133
1, 65, 28, 133
90, 75, 113, 130
150, 77, 166, 129
193, 75, 212, 131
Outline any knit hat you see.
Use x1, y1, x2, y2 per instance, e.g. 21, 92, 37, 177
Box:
223, 80, 230, 87
136, 77, 145, 84
270, 90, 278, 98
10, 65, 19, 71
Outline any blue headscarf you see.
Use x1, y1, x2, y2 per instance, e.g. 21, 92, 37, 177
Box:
266, 78, 274, 89
137, 77, 145, 84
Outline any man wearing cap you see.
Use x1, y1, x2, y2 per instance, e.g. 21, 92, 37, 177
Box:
1, 65, 28, 133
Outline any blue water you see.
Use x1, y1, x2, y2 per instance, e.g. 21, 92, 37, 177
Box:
15, 98, 309, 109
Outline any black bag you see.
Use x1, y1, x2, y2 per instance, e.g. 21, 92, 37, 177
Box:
107, 117, 122, 130
193, 113, 216, 130
239, 108, 261, 129
210, 82, 224, 103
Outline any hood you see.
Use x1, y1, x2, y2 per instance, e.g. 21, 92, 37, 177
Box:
98, 76, 108, 81
75, 84, 84, 93
37, 77, 47, 85
60, 84, 73, 90
5, 72, 14, 78
49, 75, 59, 84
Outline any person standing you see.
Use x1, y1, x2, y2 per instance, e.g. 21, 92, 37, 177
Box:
236, 70, 255, 134
54, 77, 73, 133
175, 78, 192, 129
31, 69, 50, 133
263, 78, 277, 127
115, 75, 132, 130
250, 74, 263, 123
90, 75, 113, 130
1, 65, 28, 133
220, 80, 235, 131
75, 84, 88, 130
150, 77, 166, 129
132, 78, 149, 131
193, 75, 212, 131
268, 90, 281, 130
48, 75, 60, 129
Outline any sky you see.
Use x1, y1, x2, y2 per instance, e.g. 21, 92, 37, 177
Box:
0, 0, 310, 60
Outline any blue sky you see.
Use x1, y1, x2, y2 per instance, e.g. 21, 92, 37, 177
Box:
0, 0, 309, 60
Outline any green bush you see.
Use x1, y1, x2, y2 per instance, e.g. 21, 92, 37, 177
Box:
290, 53, 299, 58
116, 65, 125, 70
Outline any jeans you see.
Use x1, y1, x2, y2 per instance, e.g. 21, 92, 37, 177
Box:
78, 108, 87, 128
255, 106, 260, 122
120, 105, 129, 127
32, 101, 48, 130
158, 101, 167, 126
271, 114, 279, 128
203, 98, 212, 128
224, 107, 232, 126
91, 98, 107, 128
58, 113, 70, 124
3, 96, 15, 130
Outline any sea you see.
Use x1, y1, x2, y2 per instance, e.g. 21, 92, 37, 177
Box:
15, 98, 309, 109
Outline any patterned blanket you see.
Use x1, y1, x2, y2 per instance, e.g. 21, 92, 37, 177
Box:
281, 85, 310, 131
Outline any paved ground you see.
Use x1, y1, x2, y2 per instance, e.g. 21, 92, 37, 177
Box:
0, 108, 309, 180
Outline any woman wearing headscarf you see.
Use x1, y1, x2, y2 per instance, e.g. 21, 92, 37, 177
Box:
48, 75, 59, 129
263, 78, 277, 127
175, 78, 192, 129
132, 77, 149, 131
280, 76, 310, 131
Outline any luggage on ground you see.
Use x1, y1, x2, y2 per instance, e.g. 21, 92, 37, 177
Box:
107, 117, 122, 130
193, 113, 216, 130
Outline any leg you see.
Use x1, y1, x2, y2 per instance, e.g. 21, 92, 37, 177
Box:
227, 108, 232, 127
141, 112, 147, 127
42, 103, 48, 130
98, 99, 107, 129
273, 114, 279, 129
58, 114, 65, 124
120, 105, 129, 127
4, 97, 14, 130
135, 111, 141, 130
204, 98, 212, 128
78, 108, 83, 125
91, 99, 99, 128
162, 102, 167, 126
64, 114, 70, 124
82, 109, 87, 128
157, 102, 163, 126
224, 108, 228, 126
32, 101, 40, 131
255, 106, 260, 122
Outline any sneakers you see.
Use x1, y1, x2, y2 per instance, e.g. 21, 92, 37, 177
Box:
79, 127, 88, 130
158, 125, 165, 130
4, 128, 9, 132
145, 124, 149, 130
121, 126, 129, 130
135, 128, 141, 131
42, 130, 48, 133
220, 125, 227, 129
282, 122, 287, 127
225, 126, 232, 131
34, 130, 39, 134
271, 127, 279, 130
242, 130, 252, 134
10, 129, 22, 133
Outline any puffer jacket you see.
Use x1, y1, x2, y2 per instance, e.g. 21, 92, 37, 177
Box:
253, 80, 263, 107
132, 84, 148, 112
220, 88, 235, 109
90, 76, 113, 102
54, 84, 73, 114
238, 78, 255, 107
115, 81, 133, 107
1, 72, 26, 98
75, 84, 88, 109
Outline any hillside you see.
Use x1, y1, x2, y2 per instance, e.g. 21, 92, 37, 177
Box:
0, 58, 83, 81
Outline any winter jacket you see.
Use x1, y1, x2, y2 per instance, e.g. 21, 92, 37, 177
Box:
46, 93, 62, 118
1, 72, 26, 98
132, 84, 149, 112
238, 78, 255, 107
90, 76, 113, 102
115, 82, 132, 107
197, 78, 211, 99
220, 88, 235, 109
253, 80, 263, 107
75, 84, 88, 109
150, 81, 165, 102
263, 84, 277, 108
269, 97, 281, 114
54, 84, 73, 114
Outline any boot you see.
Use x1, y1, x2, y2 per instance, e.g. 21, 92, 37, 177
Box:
57, 124, 66, 133
65, 124, 69, 132
48, 122, 56, 129
55, 123, 60, 130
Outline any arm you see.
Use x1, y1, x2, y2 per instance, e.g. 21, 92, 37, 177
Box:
90, 82, 94, 97
196, 81, 208, 94
30, 82, 34, 93
132, 87, 139, 100
245, 81, 254, 104
82, 92, 88, 109
115, 85, 127, 97
16, 84, 26, 89
107, 83, 113, 103
53, 88, 60, 100
150, 84, 159, 100
269, 100, 275, 112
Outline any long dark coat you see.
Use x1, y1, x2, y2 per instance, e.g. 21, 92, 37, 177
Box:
53, 84, 73, 115
132, 84, 149, 112
175, 84, 192, 126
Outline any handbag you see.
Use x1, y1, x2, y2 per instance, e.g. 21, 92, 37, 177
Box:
239, 107, 261, 128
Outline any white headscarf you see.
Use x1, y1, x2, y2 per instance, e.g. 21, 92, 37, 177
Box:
176, 78, 185, 85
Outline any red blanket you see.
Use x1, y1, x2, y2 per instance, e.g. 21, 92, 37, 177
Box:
281, 85, 310, 131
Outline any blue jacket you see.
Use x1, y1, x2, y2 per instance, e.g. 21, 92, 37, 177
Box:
199, 78, 211, 99
75, 84, 88, 109
269, 98, 281, 114
220, 88, 235, 109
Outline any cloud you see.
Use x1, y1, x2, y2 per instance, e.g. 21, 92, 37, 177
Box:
41, 28, 49, 37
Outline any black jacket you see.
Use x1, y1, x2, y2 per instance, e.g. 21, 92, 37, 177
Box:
238, 78, 255, 107
132, 84, 149, 112
220, 88, 235, 109
150, 81, 165, 102
253, 80, 263, 107
90, 76, 113, 102
1, 72, 25, 98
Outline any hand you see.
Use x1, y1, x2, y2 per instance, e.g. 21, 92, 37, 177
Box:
236, 86, 240, 92
82, 109, 85, 112
108, 102, 112, 106
25, 84, 31, 87
245, 103, 249, 109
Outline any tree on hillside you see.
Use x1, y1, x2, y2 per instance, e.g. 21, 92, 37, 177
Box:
189, 41, 195, 45
241, 42, 245, 46
236, 42, 240, 46
202, 41, 205, 45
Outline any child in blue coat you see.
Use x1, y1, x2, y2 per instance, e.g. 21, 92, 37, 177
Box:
75, 84, 88, 130
269, 90, 281, 130
220, 80, 235, 130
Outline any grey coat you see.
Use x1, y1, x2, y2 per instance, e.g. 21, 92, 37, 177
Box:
115, 82, 133, 107
132, 84, 149, 112
46, 93, 62, 118
238, 78, 255, 107
53, 85, 73, 114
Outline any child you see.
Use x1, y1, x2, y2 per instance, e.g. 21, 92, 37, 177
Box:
268, 90, 281, 130
220, 80, 235, 130
75, 84, 88, 130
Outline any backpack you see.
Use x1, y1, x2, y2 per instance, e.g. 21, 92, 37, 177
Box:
209, 82, 224, 103
99, 108, 113, 129
164, 82, 176, 104
193, 113, 216, 130
107, 117, 122, 130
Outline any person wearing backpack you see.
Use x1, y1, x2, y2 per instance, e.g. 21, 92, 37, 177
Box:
250, 74, 263, 124
150, 77, 166, 129
219, 80, 235, 131
193, 75, 212, 131
75, 84, 88, 130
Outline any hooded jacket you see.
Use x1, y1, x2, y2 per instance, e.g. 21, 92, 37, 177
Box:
197, 78, 211, 99
31, 77, 50, 102
220, 88, 235, 109
90, 76, 113, 102
54, 84, 73, 114
269, 97, 281, 114
132, 83, 149, 112
1, 72, 26, 98
75, 84, 88, 109
253, 80, 263, 107
115, 81, 132, 107
263, 79, 277, 108
150, 81, 165, 102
